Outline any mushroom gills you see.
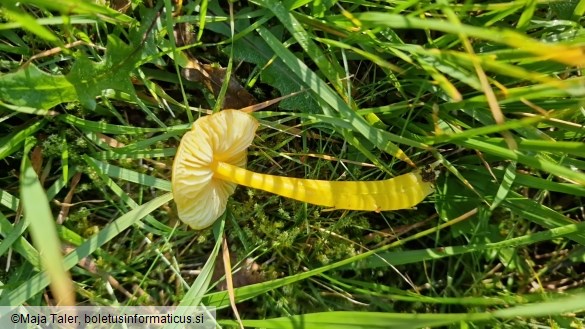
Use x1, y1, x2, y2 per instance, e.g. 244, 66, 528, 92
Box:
212, 161, 434, 211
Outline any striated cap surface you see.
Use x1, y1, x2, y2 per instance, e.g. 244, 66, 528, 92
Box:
172, 110, 259, 229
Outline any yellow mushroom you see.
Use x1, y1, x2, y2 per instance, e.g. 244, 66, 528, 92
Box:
172, 110, 435, 230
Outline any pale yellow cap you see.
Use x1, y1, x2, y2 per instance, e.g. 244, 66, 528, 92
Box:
172, 110, 259, 229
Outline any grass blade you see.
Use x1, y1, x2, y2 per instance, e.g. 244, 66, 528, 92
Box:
20, 149, 75, 305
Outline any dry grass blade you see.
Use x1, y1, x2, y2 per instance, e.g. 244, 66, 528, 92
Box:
21, 40, 90, 68
56, 172, 81, 224
239, 90, 306, 113
222, 236, 244, 329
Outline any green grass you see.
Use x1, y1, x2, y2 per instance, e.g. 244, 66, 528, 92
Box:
1, 0, 584, 328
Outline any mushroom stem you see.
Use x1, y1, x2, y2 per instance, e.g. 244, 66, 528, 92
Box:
212, 161, 434, 211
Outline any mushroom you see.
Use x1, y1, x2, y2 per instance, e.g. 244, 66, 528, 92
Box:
172, 110, 435, 230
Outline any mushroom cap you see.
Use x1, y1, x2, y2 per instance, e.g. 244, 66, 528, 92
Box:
172, 110, 259, 229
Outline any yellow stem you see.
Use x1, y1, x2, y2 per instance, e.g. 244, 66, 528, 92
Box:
212, 161, 434, 211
